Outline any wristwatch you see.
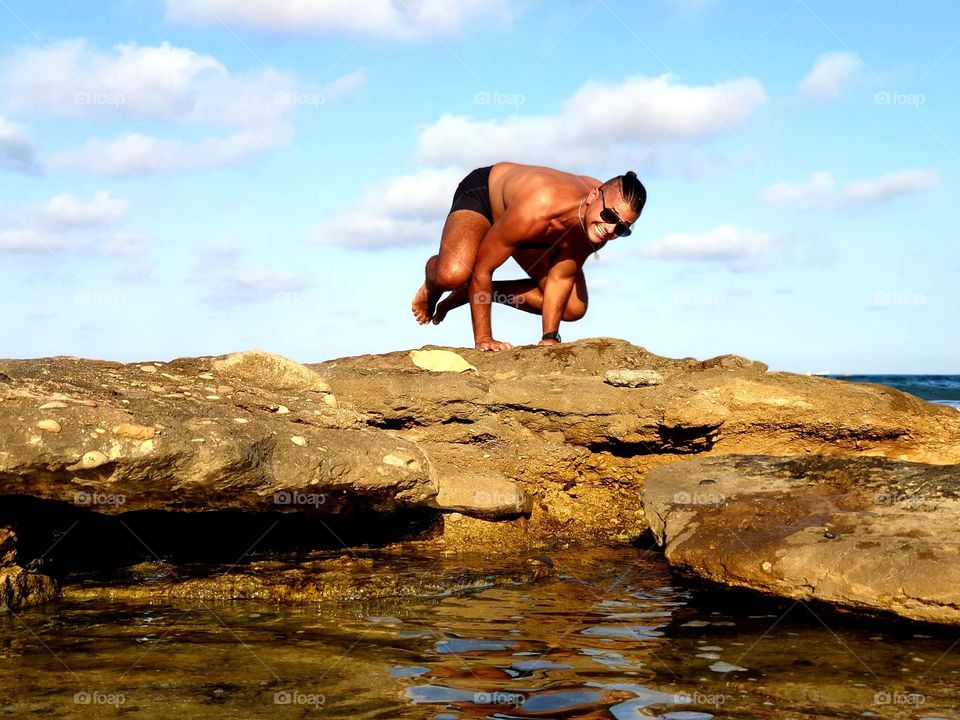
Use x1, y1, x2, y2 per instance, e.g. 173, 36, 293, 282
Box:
541, 331, 562, 342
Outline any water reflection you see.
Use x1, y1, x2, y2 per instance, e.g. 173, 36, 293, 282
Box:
2, 546, 959, 719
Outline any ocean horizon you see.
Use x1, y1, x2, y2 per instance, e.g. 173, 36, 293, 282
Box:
831, 374, 960, 410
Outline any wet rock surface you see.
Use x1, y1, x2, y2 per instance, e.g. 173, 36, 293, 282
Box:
644, 454, 960, 625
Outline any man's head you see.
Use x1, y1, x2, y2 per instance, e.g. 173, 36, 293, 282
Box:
583, 171, 646, 244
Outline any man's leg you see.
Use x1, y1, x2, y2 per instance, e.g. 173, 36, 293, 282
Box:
432, 273, 588, 323
412, 210, 490, 324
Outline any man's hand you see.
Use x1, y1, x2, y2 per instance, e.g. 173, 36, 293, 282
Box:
475, 337, 513, 352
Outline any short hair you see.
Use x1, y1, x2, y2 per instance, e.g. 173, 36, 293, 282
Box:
618, 171, 646, 215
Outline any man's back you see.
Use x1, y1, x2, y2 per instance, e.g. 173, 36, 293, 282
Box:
488, 163, 601, 226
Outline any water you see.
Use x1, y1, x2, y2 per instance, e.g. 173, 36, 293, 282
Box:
831, 374, 960, 410
3, 547, 959, 719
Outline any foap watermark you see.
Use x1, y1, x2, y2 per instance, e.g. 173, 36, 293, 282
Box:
673, 690, 727, 707
74, 491, 126, 508
473, 691, 525, 706
275, 291, 325, 307
672, 292, 727, 307
473, 290, 526, 306
474, 90, 525, 107
274, 490, 326, 507
74, 691, 126, 707
673, 490, 725, 506
274, 91, 326, 108
273, 690, 325, 707
873, 291, 926, 307
73, 291, 126, 306
874, 90, 925, 107
874, 690, 925, 706
74, 91, 126, 108
473, 490, 518, 507
874, 490, 927, 509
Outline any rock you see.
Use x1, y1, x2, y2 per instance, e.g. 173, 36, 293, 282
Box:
313, 337, 960, 547
212, 349, 331, 392
0, 527, 58, 611
604, 369, 663, 387
410, 349, 477, 374
432, 472, 532, 519
644, 454, 960, 626
0, 355, 437, 515
139, 365, 157, 374
37, 419, 62, 433
39, 401, 69, 410
112, 423, 155, 440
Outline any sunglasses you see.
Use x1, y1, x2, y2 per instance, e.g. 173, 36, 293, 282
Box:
598, 187, 633, 237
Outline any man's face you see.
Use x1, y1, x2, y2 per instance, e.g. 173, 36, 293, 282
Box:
585, 185, 639, 244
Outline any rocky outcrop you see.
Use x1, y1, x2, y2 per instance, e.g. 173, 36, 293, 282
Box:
313, 338, 960, 548
2, 339, 959, 616
0, 351, 438, 515
1, 527, 58, 612
644, 454, 960, 625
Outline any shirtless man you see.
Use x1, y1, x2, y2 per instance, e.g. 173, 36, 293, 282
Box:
410, 163, 647, 351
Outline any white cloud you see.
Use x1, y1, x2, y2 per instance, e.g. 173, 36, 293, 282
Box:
760, 168, 939, 209
49, 126, 293, 175
1, 190, 155, 259
0, 39, 323, 175
842, 168, 940, 205
165, 0, 510, 39
797, 51, 864, 101
0, 229, 68, 252
416, 74, 767, 169
42, 191, 127, 228
0, 116, 37, 172
644, 224, 773, 270
193, 238, 309, 303
306, 167, 462, 249
759, 171, 836, 208
320, 68, 368, 99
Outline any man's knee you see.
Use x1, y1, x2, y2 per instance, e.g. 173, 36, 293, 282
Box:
563, 300, 588, 322
435, 260, 472, 289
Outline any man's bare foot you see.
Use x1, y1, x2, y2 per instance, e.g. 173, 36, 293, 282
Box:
411, 283, 441, 325
431, 285, 468, 325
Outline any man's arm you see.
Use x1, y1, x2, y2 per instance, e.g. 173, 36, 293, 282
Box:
470, 207, 546, 351
470, 225, 519, 351
539, 255, 579, 345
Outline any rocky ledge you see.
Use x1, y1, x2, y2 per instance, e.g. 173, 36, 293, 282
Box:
2, 338, 958, 622
644, 454, 960, 625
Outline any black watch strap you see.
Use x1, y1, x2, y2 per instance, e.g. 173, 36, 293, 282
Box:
541, 331, 562, 342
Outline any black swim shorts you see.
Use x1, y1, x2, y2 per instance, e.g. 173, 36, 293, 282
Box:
449, 166, 494, 223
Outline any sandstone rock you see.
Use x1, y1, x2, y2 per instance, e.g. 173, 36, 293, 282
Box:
0, 527, 57, 611
604, 369, 662, 387
0, 355, 436, 516
644, 454, 960, 625
37, 419, 62, 433
112, 423, 155, 440
313, 337, 960, 547
432, 472, 532, 519
212, 349, 331, 392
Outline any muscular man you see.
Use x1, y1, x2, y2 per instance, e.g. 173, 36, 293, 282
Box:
411, 163, 647, 351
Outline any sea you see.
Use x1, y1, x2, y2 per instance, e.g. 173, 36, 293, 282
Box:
829, 374, 960, 410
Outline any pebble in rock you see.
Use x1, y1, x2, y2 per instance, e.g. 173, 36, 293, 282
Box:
37, 419, 62, 433
291, 436, 306, 446
39, 401, 69, 410
603, 369, 663, 387
139, 365, 157, 374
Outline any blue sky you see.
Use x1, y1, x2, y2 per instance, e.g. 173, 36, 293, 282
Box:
0, 0, 956, 373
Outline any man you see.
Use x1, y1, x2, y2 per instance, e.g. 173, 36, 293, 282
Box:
411, 163, 646, 351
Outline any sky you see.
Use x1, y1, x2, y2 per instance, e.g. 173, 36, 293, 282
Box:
0, 0, 957, 373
